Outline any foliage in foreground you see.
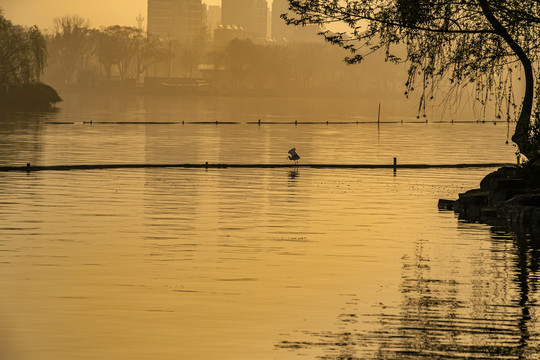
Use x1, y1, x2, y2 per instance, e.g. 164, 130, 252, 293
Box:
284, 0, 540, 159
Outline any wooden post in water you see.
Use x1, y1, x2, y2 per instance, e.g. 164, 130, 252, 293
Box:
393, 157, 397, 173
377, 103, 381, 126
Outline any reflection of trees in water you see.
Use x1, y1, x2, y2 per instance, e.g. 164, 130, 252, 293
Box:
508, 225, 540, 354
276, 226, 540, 359
0, 112, 49, 166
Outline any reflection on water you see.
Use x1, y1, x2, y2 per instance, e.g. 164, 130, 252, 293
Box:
288, 168, 300, 179
2, 166, 538, 360
276, 225, 540, 360
0, 94, 532, 360
0, 93, 516, 167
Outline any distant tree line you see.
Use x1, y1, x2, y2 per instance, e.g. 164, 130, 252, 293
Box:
44, 16, 168, 88
42, 16, 404, 98
209, 38, 404, 97
0, 10, 60, 109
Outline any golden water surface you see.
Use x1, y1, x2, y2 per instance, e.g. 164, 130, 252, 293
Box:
1, 94, 536, 359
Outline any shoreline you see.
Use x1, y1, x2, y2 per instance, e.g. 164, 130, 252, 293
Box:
440, 163, 540, 232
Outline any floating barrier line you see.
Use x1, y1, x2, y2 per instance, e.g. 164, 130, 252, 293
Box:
44, 120, 510, 125
46, 121, 242, 125
0, 163, 514, 172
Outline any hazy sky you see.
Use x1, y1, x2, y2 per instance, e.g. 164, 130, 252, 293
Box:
0, 0, 228, 30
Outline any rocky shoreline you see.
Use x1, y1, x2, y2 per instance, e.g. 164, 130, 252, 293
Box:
439, 162, 540, 230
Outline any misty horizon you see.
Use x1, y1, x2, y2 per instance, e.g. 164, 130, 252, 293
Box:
0, 0, 275, 30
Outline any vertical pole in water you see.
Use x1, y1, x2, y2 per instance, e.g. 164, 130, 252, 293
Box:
377, 103, 381, 126
167, 39, 172, 78
393, 157, 397, 173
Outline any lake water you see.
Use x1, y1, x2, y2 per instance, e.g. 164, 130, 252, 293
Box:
2, 94, 537, 360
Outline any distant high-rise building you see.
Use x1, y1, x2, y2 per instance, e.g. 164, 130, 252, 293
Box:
205, 5, 221, 40
147, 0, 204, 43
222, 0, 268, 42
147, 0, 206, 78
272, 0, 320, 43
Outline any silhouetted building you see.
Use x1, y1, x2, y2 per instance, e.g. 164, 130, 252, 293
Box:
214, 25, 247, 49
147, 0, 204, 44
222, 0, 268, 43
272, 0, 320, 43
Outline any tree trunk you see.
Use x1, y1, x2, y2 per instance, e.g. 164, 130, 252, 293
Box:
478, 0, 536, 160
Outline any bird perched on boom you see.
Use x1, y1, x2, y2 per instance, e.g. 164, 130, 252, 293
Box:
288, 148, 300, 164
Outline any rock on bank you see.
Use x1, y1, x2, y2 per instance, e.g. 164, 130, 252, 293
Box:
440, 162, 540, 226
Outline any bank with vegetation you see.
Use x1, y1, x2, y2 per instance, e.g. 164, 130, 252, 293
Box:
0, 11, 61, 110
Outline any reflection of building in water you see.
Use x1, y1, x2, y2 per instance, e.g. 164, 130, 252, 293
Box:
221, 0, 268, 43
271, 0, 320, 43
147, 0, 206, 78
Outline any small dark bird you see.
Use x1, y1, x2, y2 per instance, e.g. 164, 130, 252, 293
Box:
288, 148, 300, 164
